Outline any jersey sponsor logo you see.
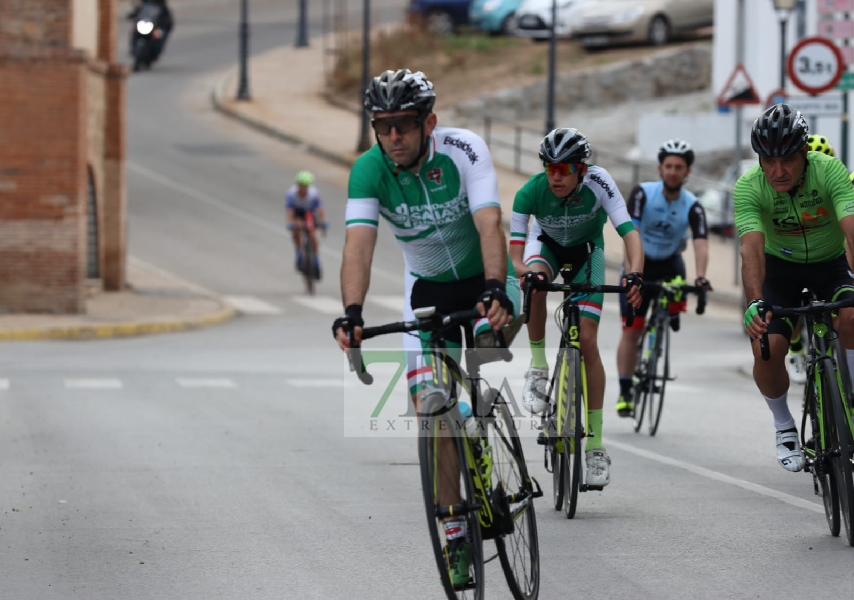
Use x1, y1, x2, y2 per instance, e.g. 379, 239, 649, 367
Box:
426, 167, 442, 184
442, 136, 479, 165
845, 201, 854, 214
539, 213, 598, 228
382, 195, 471, 228
588, 173, 614, 199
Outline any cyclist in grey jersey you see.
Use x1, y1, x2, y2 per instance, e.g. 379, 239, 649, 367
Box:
331, 69, 518, 588
510, 127, 644, 489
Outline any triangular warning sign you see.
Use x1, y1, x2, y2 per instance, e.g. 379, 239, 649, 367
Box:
717, 64, 761, 106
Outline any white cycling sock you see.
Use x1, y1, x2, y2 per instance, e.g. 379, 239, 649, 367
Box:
444, 520, 466, 541
764, 393, 794, 431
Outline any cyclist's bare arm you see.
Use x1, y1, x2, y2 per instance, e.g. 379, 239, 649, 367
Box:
472, 205, 511, 327
316, 204, 328, 227
692, 237, 709, 280
336, 226, 377, 350
740, 231, 768, 337
509, 238, 526, 281
839, 215, 854, 268
621, 229, 645, 307
285, 207, 296, 226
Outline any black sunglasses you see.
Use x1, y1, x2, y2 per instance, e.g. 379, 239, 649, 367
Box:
371, 115, 423, 136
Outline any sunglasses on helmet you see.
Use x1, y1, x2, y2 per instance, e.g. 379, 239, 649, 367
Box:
371, 115, 423, 136
544, 162, 582, 177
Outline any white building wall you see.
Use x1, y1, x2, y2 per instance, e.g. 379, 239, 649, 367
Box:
639, 0, 853, 167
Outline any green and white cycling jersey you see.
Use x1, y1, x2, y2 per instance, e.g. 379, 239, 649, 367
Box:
345, 127, 501, 282
734, 151, 854, 263
509, 166, 636, 253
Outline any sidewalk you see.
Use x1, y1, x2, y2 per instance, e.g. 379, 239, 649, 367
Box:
211, 41, 745, 311
0, 258, 234, 341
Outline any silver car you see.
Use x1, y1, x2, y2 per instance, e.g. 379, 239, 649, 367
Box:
513, 0, 596, 40
572, 0, 714, 48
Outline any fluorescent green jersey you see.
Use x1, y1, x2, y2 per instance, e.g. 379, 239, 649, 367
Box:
733, 151, 854, 263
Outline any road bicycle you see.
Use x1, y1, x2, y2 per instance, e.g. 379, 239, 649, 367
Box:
296, 212, 320, 295
347, 307, 542, 600
631, 278, 707, 436
521, 272, 628, 519
759, 295, 854, 545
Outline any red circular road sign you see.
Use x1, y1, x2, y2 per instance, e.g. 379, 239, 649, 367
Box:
787, 36, 845, 95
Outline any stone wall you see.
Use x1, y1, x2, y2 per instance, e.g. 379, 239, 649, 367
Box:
451, 44, 712, 123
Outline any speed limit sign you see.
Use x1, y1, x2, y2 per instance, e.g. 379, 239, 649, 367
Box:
787, 36, 845, 95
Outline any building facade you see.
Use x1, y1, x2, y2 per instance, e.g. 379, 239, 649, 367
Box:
0, 0, 127, 313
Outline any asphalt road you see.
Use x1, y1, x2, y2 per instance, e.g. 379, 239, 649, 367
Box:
1, 2, 852, 597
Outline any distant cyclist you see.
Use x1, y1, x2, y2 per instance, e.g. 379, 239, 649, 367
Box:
614, 139, 712, 417
285, 170, 328, 278
737, 104, 854, 473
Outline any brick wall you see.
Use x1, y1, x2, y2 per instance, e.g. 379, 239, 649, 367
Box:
0, 0, 72, 49
0, 0, 127, 313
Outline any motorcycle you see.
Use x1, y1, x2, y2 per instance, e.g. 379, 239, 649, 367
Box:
130, 3, 165, 72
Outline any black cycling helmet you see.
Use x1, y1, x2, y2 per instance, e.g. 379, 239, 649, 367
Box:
750, 103, 809, 158
658, 139, 695, 167
539, 128, 591, 164
364, 69, 436, 116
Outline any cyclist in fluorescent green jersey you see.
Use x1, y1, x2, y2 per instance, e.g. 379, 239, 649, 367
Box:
510, 127, 644, 489
331, 69, 521, 588
737, 103, 854, 473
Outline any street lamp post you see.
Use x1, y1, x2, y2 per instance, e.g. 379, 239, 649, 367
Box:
544, 0, 557, 134
236, 0, 250, 100
772, 0, 798, 90
295, 0, 309, 48
357, 0, 373, 152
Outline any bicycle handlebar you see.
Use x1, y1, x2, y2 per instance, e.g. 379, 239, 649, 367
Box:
758, 296, 854, 361
521, 277, 634, 326
642, 281, 707, 316
346, 308, 512, 385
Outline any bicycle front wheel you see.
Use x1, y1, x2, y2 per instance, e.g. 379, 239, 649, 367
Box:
486, 391, 540, 600
804, 373, 839, 536
825, 366, 854, 546
301, 236, 315, 295
559, 348, 584, 519
419, 392, 485, 599
646, 322, 670, 437
632, 326, 651, 433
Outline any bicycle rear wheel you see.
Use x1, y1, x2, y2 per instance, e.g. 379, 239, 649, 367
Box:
300, 234, 315, 295
560, 348, 584, 519
646, 322, 670, 437
632, 326, 651, 433
486, 391, 540, 600
550, 429, 564, 511
419, 392, 485, 599
825, 367, 854, 546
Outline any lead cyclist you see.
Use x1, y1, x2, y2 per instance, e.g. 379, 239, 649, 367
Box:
331, 69, 524, 587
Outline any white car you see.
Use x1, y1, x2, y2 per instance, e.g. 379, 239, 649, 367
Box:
694, 158, 757, 237
513, 0, 597, 40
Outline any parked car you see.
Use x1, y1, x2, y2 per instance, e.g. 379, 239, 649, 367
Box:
572, 0, 714, 48
694, 158, 757, 238
408, 0, 473, 35
513, 0, 596, 41
469, 0, 524, 35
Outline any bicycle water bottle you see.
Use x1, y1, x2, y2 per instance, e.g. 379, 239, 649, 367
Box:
458, 401, 480, 438
648, 328, 657, 351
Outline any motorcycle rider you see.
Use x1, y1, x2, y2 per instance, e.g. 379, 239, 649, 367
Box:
127, 0, 174, 60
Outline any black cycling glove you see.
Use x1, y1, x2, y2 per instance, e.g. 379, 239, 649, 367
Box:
331, 304, 364, 339
624, 271, 643, 292
478, 279, 514, 312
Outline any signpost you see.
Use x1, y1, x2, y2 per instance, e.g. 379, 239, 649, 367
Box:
816, 0, 854, 163
786, 36, 845, 95
786, 93, 844, 116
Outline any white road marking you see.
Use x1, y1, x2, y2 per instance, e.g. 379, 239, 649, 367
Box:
223, 295, 282, 315
287, 379, 351, 388
604, 438, 823, 514
176, 378, 237, 388
291, 295, 342, 315
64, 379, 123, 390
0, 379, 9, 390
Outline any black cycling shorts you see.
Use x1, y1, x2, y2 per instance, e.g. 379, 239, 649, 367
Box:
619, 253, 686, 322
411, 274, 485, 348
763, 253, 854, 339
